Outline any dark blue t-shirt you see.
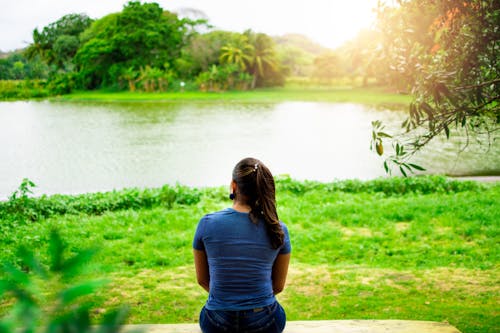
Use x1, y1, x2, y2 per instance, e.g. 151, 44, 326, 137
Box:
193, 208, 291, 310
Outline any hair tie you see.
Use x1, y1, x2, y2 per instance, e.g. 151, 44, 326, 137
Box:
254, 163, 259, 172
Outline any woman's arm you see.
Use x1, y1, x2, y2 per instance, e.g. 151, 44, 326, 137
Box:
193, 249, 210, 292
272, 253, 290, 295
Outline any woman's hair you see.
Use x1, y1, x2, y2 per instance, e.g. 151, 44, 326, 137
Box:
232, 157, 284, 249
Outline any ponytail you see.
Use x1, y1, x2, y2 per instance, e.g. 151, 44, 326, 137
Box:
232, 158, 284, 249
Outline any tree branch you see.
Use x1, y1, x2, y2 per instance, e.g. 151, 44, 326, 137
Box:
455, 78, 500, 91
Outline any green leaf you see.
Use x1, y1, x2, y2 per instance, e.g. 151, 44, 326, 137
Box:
420, 102, 434, 120
46, 306, 92, 333
17, 246, 47, 278
49, 230, 65, 272
408, 163, 426, 171
377, 132, 392, 138
444, 123, 450, 139
0, 280, 11, 296
399, 166, 408, 177
58, 280, 106, 306
0, 322, 13, 333
96, 306, 130, 333
384, 161, 389, 174
1, 263, 30, 286
61, 249, 98, 279
409, 103, 416, 119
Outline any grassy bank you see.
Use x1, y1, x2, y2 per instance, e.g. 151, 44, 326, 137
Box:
0, 177, 498, 332
53, 86, 411, 106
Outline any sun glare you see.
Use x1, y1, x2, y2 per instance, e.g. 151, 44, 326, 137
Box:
172, 0, 379, 49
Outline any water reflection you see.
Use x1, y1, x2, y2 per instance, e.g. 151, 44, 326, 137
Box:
0, 100, 498, 198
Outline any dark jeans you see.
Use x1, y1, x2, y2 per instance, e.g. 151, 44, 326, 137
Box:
199, 301, 286, 333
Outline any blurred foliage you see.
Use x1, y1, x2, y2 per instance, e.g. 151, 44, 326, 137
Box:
0, 229, 128, 332
370, 0, 499, 173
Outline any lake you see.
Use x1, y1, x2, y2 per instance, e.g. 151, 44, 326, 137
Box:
1, 100, 498, 198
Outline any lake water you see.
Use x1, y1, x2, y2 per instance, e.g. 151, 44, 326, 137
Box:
1, 100, 498, 198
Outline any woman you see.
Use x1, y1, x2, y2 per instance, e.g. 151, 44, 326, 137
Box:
193, 157, 291, 333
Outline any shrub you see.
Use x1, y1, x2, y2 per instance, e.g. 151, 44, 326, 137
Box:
0, 80, 50, 99
0, 180, 201, 223
275, 175, 484, 196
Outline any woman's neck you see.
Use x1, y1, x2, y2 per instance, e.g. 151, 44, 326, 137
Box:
232, 201, 251, 213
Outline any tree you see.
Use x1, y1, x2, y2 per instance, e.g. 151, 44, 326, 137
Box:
74, 1, 197, 89
178, 30, 238, 78
339, 29, 382, 86
219, 35, 253, 71
274, 33, 327, 77
26, 13, 92, 70
312, 51, 343, 84
244, 31, 281, 88
371, 0, 500, 175
0, 52, 48, 80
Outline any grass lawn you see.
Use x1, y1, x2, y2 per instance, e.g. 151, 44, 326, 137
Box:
53, 86, 411, 106
0, 177, 498, 332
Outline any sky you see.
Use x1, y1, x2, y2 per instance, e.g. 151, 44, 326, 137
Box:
0, 0, 379, 52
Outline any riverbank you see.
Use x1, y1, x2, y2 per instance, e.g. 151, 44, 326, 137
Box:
52, 86, 411, 106
0, 176, 498, 333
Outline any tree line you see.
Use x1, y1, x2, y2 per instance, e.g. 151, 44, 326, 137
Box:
2, 2, 292, 94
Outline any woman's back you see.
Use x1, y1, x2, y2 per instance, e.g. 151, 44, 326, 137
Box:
194, 208, 291, 310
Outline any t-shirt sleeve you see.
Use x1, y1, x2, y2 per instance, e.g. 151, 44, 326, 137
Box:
193, 216, 206, 251
279, 222, 291, 254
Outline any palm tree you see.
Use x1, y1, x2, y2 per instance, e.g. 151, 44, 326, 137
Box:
244, 31, 278, 89
219, 35, 253, 71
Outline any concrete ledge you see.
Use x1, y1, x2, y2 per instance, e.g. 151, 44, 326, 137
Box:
122, 320, 462, 332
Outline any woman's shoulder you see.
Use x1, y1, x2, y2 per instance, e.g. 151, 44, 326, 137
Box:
279, 220, 289, 231
200, 208, 235, 222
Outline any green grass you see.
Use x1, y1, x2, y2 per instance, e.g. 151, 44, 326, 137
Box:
0, 177, 498, 332
53, 86, 411, 106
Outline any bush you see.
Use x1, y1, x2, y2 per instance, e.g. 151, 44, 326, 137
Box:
46, 72, 76, 95
0, 180, 201, 223
275, 175, 484, 196
0, 176, 484, 224
0, 80, 50, 99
